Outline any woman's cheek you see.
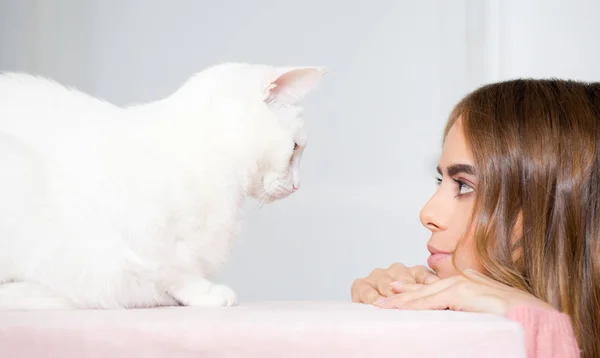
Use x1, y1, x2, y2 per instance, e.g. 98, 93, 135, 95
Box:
453, 240, 485, 274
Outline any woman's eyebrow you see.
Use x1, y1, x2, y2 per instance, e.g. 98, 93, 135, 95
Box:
436, 164, 476, 176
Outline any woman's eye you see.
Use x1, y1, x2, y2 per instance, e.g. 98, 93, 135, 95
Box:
458, 181, 474, 195
436, 177, 474, 195
293, 143, 298, 150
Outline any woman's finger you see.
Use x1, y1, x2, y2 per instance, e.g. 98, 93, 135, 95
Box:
356, 278, 386, 304
363, 285, 383, 304
378, 274, 511, 314
390, 282, 424, 293
353, 264, 442, 304
410, 265, 440, 284
386, 263, 438, 284
366, 268, 396, 298
386, 263, 410, 279
393, 287, 455, 310
386, 264, 419, 285
351, 278, 375, 303
400, 286, 508, 314
350, 279, 362, 302
376, 276, 460, 308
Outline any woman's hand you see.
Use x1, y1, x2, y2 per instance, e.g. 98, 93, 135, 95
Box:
374, 269, 554, 314
351, 263, 440, 304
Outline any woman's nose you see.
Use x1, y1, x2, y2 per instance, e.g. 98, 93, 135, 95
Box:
419, 194, 448, 232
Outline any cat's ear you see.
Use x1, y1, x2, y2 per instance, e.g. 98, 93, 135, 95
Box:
263, 67, 326, 105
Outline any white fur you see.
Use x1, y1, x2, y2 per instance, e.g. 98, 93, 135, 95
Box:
0, 63, 325, 310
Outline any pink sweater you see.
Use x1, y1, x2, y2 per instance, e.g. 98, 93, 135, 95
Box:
505, 305, 580, 358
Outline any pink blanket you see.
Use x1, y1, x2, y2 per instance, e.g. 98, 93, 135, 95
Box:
0, 301, 526, 357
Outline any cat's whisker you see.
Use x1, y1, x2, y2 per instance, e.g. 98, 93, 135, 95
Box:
252, 183, 276, 212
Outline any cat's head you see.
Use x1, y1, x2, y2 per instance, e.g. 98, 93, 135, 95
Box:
245, 64, 325, 203
175, 63, 325, 203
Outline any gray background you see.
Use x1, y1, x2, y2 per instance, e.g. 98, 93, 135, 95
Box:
1, 0, 599, 301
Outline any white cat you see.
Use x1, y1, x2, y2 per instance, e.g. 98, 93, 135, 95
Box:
0, 63, 325, 310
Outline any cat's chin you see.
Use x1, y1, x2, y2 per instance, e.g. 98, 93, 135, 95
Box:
250, 189, 297, 204
272, 189, 298, 202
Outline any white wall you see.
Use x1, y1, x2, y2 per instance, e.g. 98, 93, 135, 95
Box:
0, 1, 32, 70
472, 0, 600, 83
1, 0, 598, 302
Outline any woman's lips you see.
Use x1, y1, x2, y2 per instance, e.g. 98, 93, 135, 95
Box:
426, 244, 452, 268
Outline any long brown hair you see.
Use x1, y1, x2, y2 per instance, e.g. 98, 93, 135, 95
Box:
446, 79, 600, 357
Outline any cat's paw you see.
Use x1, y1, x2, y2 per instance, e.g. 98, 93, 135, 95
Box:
172, 281, 238, 307
202, 284, 237, 307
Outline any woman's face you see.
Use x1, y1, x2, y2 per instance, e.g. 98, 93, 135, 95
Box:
419, 118, 481, 278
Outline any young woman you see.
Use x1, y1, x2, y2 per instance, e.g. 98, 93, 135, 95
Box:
351, 79, 600, 358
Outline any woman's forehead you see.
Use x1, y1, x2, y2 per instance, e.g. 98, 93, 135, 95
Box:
440, 118, 475, 169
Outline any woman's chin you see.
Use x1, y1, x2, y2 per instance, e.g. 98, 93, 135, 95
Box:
431, 264, 461, 279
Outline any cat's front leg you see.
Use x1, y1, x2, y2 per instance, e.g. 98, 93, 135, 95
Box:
166, 277, 237, 307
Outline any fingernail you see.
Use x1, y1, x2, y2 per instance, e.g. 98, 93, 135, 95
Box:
389, 280, 408, 289
424, 276, 440, 284
373, 297, 386, 305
